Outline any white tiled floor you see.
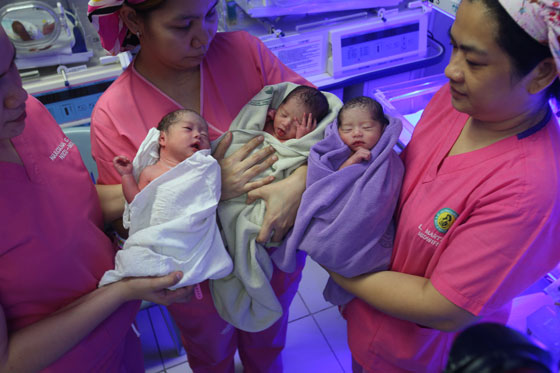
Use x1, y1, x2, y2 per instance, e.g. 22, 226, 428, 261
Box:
136, 258, 555, 373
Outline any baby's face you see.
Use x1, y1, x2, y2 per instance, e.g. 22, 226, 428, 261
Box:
272, 98, 307, 141
164, 113, 210, 160
338, 107, 384, 152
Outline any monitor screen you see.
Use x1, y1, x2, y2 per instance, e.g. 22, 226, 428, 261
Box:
340, 23, 420, 67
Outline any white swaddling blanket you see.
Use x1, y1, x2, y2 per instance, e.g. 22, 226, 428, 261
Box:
99, 128, 233, 290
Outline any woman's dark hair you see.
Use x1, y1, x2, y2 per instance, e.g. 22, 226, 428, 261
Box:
337, 96, 389, 127
123, 0, 166, 46
474, 0, 560, 102
124, 0, 166, 14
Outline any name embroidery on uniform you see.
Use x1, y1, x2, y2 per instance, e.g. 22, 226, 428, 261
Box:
417, 224, 443, 247
49, 137, 74, 161
434, 208, 458, 234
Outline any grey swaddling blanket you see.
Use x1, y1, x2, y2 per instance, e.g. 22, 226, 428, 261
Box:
271, 116, 404, 305
210, 82, 343, 332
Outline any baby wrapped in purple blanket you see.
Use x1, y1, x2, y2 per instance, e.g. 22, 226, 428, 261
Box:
271, 97, 405, 305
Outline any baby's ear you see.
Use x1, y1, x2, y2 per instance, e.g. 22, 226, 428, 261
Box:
266, 109, 276, 121
158, 132, 167, 147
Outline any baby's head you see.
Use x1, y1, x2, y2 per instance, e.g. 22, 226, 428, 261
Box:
337, 96, 389, 152
271, 85, 329, 140
157, 109, 210, 161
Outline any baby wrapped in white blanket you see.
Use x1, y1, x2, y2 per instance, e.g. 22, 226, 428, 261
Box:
99, 111, 232, 290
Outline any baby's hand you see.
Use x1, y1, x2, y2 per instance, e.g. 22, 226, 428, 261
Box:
295, 113, 317, 139
113, 156, 133, 176
351, 148, 371, 164
339, 148, 371, 170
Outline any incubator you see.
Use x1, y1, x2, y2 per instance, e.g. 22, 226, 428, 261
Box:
0, 0, 127, 129
370, 73, 449, 147
222, 1, 444, 90
0, 0, 92, 69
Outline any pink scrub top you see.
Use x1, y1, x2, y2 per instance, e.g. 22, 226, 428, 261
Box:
344, 84, 560, 372
0, 96, 141, 372
91, 31, 310, 184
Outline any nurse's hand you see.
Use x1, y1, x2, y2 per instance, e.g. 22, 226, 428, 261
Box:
213, 133, 277, 200
246, 165, 307, 243
121, 272, 194, 306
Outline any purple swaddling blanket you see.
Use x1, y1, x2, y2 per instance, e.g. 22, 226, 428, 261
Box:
271, 115, 405, 305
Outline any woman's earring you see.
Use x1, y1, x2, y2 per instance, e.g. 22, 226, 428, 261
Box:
136, 31, 141, 39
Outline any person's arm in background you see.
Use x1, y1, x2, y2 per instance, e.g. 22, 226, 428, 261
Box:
0, 272, 190, 373
95, 184, 125, 224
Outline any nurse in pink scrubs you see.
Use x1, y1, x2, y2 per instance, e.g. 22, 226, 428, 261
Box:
328, 0, 560, 371
0, 26, 191, 372
88, 0, 311, 371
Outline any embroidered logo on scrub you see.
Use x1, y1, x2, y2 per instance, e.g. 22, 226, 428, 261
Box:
434, 208, 458, 233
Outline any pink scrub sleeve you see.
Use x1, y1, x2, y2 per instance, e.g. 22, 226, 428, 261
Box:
0, 96, 142, 371
91, 31, 311, 185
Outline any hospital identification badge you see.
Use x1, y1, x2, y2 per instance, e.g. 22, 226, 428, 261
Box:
434, 208, 458, 233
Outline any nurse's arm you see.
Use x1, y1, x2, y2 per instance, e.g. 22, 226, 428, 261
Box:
327, 270, 479, 332
214, 133, 307, 242
95, 184, 125, 223
0, 272, 188, 372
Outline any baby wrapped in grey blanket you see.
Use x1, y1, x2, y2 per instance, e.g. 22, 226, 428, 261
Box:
210, 82, 342, 332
